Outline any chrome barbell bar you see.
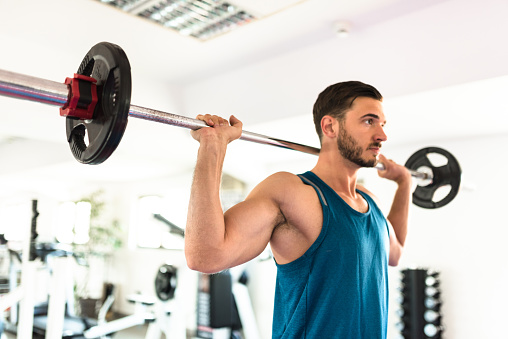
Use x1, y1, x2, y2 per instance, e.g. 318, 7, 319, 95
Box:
0, 68, 430, 180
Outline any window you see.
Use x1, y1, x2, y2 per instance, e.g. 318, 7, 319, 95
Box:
55, 201, 92, 245
0, 202, 31, 243
130, 195, 185, 250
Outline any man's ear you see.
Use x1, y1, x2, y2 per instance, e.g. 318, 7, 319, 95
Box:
321, 115, 338, 138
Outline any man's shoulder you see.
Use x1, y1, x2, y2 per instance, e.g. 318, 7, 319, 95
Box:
251, 171, 310, 201
262, 171, 309, 188
267, 171, 300, 180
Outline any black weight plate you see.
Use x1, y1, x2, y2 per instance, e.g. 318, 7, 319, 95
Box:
155, 264, 178, 301
66, 42, 131, 164
405, 147, 461, 209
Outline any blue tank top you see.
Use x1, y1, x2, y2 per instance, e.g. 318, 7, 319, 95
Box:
272, 171, 390, 339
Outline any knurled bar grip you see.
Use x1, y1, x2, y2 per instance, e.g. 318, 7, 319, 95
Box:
127, 104, 321, 155
0, 68, 429, 179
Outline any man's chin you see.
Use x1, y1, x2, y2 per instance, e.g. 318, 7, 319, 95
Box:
361, 157, 378, 168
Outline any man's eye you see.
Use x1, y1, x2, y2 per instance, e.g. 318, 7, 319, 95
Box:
365, 119, 373, 125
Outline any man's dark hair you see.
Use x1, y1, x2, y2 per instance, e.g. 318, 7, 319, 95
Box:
312, 81, 383, 141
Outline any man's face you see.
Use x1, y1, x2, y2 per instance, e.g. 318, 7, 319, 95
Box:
336, 97, 387, 168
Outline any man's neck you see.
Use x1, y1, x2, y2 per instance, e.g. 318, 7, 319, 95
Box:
311, 150, 361, 198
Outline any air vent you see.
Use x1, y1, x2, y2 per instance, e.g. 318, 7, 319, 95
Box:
96, 0, 306, 41
98, 0, 256, 41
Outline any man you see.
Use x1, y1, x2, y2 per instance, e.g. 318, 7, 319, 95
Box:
185, 81, 411, 338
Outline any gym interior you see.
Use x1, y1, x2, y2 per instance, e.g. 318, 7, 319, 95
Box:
0, 0, 507, 338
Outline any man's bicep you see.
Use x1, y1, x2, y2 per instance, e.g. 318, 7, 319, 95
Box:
221, 182, 284, 267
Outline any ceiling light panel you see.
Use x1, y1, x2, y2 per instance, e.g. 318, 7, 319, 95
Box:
97, 0, 256, 41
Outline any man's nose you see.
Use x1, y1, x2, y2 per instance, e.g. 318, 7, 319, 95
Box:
375, 126, 387, 142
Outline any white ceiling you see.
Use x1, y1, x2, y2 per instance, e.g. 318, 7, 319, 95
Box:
0, 0, 507, 199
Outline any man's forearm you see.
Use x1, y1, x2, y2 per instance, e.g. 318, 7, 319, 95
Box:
185, 140, 228, 271
387, 179, 412, 247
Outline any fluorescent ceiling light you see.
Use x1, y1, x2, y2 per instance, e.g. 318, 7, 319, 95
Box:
97, 0, 256, 41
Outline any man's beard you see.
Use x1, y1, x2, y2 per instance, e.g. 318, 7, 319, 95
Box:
337, 125, 379, 168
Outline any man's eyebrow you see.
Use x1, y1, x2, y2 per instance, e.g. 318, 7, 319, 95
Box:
361, 113, 380, 119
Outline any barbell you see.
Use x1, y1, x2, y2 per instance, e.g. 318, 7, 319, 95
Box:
0, 42, 461, 209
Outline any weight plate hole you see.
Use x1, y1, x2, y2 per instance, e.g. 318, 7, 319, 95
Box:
83, 128, 90, 147
433, 184, 451, 202
78, 57, 94, 77
427, 153, 448, 167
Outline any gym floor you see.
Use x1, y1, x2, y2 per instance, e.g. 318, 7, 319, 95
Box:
106, 324, 151, 338
3, 324, 152, 338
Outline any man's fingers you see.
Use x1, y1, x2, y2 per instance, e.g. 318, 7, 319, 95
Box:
377, 154, 390, 172
196, 114, 215, 126
196, 114, 230, 127
229, 115, 243, 129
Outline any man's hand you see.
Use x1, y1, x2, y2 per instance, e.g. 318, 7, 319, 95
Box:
376, 154, 412, 185
191, 114, 243, 145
